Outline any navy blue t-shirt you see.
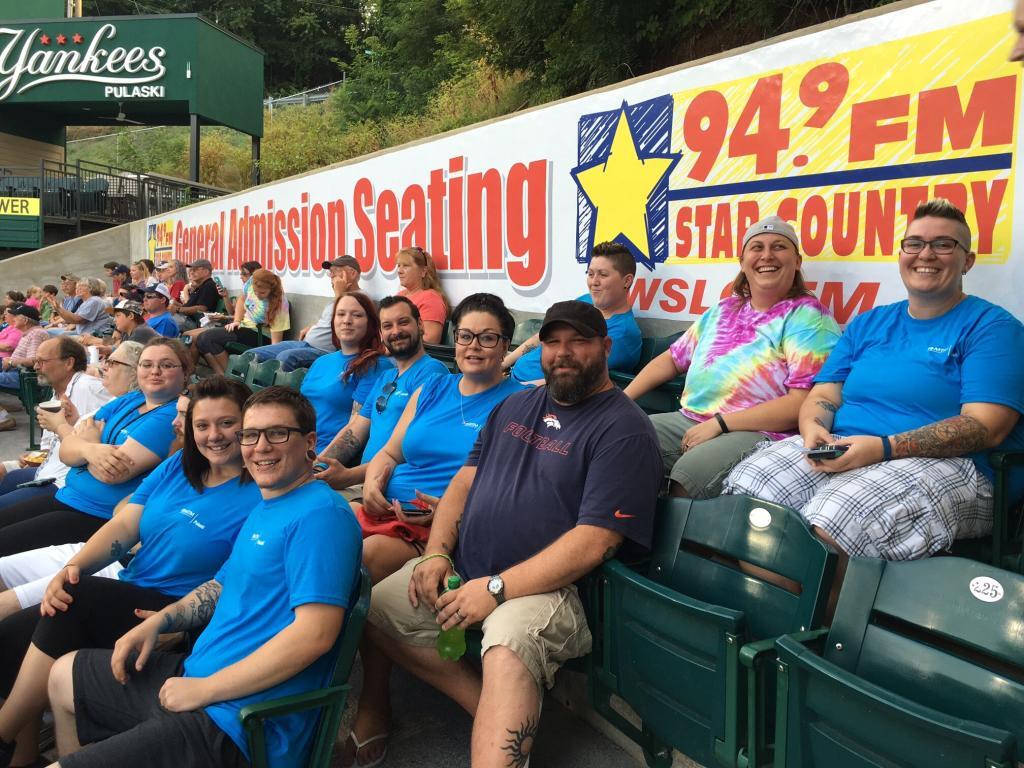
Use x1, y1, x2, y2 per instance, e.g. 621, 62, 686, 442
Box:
455, 386, 662, 580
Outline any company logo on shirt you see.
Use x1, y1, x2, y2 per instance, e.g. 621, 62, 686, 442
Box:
177, 507, 206, 530
542, 413, 562, 430
250, 532, 266, 546
927, 345, 957, 357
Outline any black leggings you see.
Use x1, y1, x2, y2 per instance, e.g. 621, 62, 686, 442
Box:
195, 325, 263, 355
0, 576, 176, 695
0, 497, 106, 558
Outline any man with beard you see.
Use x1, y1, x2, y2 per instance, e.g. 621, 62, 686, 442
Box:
347, 300, 660, 768
314, 295, 449, 494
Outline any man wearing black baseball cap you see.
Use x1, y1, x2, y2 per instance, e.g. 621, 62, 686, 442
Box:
322, 255, 362, 293
356, 299, 661, 768
171, 258, 219, 331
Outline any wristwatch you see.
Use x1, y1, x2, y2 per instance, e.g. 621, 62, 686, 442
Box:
487, 574, 506, 605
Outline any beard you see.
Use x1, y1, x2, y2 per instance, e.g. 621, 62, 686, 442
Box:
543, 355, 606, 405
385, 329, 421, 360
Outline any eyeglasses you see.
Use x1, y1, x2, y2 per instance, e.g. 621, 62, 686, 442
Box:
236, 426, 306, 445
101, 359, 132, 370
899, 238, 967, 255
138, 361, 183, 371
454, 329, 506, 348
375, 379, 398, 414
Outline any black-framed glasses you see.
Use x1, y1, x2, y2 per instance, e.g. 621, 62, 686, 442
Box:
899, 237, 967, 255
453, 329, 506, 348
236, 426, 306, 445
375, 380, 398, 414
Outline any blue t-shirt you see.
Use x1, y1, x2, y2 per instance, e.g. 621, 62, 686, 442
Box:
385, 374, 526, 504
359, 354, 449, 463
816, 296, 1024, 482
119, 452, 262, 597
511, 294, 642, 382
184, 480, 361, 768
301, 351, 394, 453
56, 391, 178, 520
146, 312, 179, 337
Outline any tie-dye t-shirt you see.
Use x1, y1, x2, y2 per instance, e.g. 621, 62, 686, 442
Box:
670, 294, 840, 439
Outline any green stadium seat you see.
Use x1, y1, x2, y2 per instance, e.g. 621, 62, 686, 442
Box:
511, 318, 542, 346
773, 556, 1024, 768
589, 495, 837, 768
1, 370, 53, 451
609, 333, 686, 415
224, 353, 254, 383
273, 367, 308, 391
247, 359, 281, 391
240, 566, 370, 768
422, 321, 458, 372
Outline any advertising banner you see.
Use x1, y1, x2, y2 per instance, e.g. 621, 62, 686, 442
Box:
143, 0, 1022, 324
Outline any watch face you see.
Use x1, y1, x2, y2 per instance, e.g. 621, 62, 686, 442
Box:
488, 576, 502, 594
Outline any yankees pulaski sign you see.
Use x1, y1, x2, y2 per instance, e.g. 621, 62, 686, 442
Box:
0, 14, 263, 137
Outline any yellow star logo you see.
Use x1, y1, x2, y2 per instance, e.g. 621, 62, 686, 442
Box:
572, 106, 679, 264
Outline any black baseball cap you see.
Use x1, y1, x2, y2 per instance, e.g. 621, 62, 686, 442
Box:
539, 300, 607, 340
111, 264, 130, 276
8, 303, 40, 322
323, 255, 361, 273
186, 259, 213, 269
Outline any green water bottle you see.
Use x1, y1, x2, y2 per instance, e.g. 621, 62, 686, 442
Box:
436, 574, 467, 661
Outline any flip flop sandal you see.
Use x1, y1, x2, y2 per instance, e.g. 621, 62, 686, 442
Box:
341, 731, 390, 768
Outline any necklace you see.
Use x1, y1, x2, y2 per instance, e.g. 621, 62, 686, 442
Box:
459, 392, 480, 429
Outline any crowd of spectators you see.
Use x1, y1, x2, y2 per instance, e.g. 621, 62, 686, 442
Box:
0, 195, 1019, 768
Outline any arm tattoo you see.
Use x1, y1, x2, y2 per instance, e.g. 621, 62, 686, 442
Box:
602, 543, 621, 562
322, 429, 362, 464
501, 715, 538, 768
815, 399, 838, 414
891, 415, 989, 459
158, 580, 222, 633
109, 539, 124, 559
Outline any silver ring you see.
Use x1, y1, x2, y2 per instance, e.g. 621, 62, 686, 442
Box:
455, 610, 465, 622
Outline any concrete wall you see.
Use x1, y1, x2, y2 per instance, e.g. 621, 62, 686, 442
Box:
0, 219, 686, 338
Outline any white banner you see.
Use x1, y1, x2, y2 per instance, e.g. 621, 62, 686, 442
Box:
143, 0, 1023, 325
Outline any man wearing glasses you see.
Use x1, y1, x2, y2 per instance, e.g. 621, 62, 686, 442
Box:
314, 295, 449, 495
0, 337, 109, 499
725, 198, 1024, 570
47, 386, 362, 768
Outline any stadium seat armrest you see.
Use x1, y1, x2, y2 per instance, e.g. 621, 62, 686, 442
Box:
738, 637, 778, 669
990, 450, 1024, 470
239, 684, 350, 724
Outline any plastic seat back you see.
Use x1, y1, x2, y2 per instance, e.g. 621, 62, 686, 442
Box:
273, 367, 308, 391
224, 353, 253, 383
591, 495, 835, 768
776, 557, 1024, 768
511, 318, 542, 346
247, 359, 281, 390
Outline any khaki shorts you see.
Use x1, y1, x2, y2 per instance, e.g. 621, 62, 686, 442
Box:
650, 411, 768, 498
368, 558, 592, 689
340, 484, 363, 503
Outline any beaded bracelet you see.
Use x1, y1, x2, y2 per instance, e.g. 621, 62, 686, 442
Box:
413, 552, 455, 572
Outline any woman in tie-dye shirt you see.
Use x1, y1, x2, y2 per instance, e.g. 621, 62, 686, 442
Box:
625, 215, 839, 498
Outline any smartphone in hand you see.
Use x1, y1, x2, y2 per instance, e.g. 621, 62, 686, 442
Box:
804, 444, 850, 461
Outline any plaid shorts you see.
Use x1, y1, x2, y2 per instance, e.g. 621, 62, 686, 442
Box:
723, 435, 993, 560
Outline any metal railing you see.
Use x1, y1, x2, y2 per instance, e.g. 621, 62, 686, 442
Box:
0, 159, 227, 231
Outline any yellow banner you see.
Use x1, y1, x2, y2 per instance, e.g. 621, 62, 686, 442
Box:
667, 14, 1018, 265
0, 197, 39, 217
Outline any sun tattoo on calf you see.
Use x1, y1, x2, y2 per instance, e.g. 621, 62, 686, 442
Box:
502, 715, 538, 768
